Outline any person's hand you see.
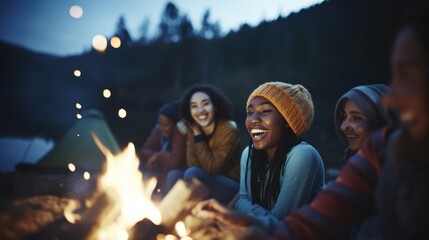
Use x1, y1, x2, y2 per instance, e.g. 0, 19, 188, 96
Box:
145, 153, 158, 170
182, 119, 202, 136
192, 199, 254, 227
218, 223, 271, 240
189, 123, 202, 136
176, 120, 187, 135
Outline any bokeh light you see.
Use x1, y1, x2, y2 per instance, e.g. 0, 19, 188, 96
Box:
103, 89, 111, 98
68, 163, 76, 172
76, 103, 82, 109
118, 108, 127, 118
110, 36, 121, 48
83, 171, 90, 180
76, 113, 82, 119
73, 69, 81, 77
69, 5, 83, 19
92, 35, 108, 52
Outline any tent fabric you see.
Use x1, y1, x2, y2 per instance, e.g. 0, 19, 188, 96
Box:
36, 109, 121, 171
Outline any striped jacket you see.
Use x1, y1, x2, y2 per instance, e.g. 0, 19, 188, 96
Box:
274, 126, 395, 239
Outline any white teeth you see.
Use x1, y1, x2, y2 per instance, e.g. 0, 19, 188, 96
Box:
400, 112, 413, 123
251, 129, 268, 134
198, 115, 207, 120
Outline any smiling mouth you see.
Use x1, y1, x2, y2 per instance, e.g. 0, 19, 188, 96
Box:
250, 128, 268, 141
197, 114, 208, 121
343, 133, 359, 144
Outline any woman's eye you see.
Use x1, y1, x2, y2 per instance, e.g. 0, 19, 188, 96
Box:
352, 116, 363, 122
246, 111, 254, 116
261, 109, 272, 114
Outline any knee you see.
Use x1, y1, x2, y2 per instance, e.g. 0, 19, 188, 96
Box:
167, 169, 183, 181
184, 167, 206, 179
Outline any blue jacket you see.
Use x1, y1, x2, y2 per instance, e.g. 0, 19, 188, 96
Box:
235, 141, 325, 232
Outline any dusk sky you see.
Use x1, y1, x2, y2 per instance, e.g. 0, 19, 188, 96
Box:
0, 0, 324, 57
0, 0, 324, 171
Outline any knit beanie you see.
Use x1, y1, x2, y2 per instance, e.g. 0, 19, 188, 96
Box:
334, 84, 394, 145
247, 82, 314, 136
159, 100, 181, 123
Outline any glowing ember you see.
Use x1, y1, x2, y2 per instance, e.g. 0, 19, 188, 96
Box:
64, 200, 81, 224
175, 221, 188, 237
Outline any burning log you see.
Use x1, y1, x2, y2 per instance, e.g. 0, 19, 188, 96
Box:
130, 178, 210, 239
157, 178, 209, 229
0, 137, 232, 240
0, 195, 80, 240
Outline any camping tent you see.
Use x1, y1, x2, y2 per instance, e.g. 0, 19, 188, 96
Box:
36, 109, 121, 171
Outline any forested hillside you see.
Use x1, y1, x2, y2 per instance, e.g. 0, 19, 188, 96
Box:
0, 0, 411, 168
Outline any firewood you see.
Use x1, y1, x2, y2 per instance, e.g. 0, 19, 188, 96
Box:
157, 178, 209, 229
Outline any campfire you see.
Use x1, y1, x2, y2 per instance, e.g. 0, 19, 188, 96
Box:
0, 135, 231, 240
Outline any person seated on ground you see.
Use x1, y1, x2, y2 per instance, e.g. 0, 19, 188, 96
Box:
192, 4, 429, 240
335, 84, 394, 169
233, 81, 325, 232
138, 101, 186, 193
334, 84, 395, 239
166, 84, 242, 205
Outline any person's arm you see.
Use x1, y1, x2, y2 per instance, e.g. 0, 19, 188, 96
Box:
270, 143, 325, 217
234, 147, 280, 232
139, 125, 162, 162
273, 128, 391, 239
193, 120, 241, 175
193, 199, 272, 240
152, 127, 186, 173
186, 128, 200, 167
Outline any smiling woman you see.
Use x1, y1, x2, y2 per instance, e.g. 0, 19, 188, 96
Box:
334, 84, 395, 168
165, 84, 242, 205
230, 81, 326, 232
333, 84, 395, 239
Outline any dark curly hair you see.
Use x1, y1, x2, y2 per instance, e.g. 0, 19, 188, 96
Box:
179, 84, 233, 124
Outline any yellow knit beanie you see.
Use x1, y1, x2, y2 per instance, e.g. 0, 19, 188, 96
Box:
246, 81, 314, 136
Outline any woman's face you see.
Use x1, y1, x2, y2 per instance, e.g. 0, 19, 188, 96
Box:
340, 99, 373, 151
384, 27, 429, 139
190, 91, 215, 129
158, 115, 174, 138
246, 96, 287, 159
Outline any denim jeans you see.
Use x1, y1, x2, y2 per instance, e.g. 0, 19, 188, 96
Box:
166, 166, 239, 205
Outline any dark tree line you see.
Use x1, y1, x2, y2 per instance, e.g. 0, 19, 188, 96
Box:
109, 2, 222, 47
0, 0, 413, 169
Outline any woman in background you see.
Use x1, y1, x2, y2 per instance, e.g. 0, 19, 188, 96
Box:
334, 84, 394, 239
335, 84, 394, 168
166, 84, 242, 205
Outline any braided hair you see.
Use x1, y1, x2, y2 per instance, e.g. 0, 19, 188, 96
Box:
245, 126, 301, 209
